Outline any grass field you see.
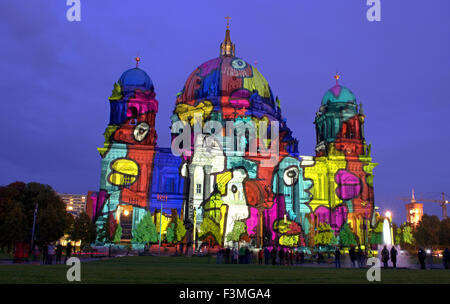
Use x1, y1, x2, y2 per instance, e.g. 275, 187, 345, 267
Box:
1, 255, 449, 284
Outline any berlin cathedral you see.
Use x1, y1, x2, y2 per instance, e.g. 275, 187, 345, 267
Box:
87, 22, 378, 249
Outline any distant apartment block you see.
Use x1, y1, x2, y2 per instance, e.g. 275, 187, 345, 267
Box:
58, 193, 87, 217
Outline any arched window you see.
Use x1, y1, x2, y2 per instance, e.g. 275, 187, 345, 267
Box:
129, 107, 138, 125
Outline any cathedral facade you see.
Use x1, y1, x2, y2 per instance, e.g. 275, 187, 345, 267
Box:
90, 26, 377, 248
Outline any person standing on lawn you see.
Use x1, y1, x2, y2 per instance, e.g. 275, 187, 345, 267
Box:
264, 247, 269, 265
47, 242, 55, 265
349, 246, 356, 268
442, 248, 449, 269
258, 248, 263, 264
418, 248, 426, 269
55, 243, 63, 264
42, 243, 48, 265
270, 247, 277, 265
390, 246, 398, 269
334, 247, 341, 268
278, 247, 284, 265
65, 241, 73, 263
289, 249, 294, 266
381, 245, 389, 269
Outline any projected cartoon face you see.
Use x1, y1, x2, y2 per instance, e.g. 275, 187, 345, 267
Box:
273, 157, 312, 233
222, 168, 249, 240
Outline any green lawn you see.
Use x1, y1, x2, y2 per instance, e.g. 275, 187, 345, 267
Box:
0, 256, 449, 284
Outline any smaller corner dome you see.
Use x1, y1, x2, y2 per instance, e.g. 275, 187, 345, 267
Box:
119, 68, 154, 91
321, 84, 356, 105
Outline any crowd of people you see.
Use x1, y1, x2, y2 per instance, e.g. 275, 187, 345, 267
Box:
31, 242, 73, 265
214, 245, 450, 269
215, 246, 307, 265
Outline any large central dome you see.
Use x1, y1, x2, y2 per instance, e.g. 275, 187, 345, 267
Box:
174, 27, 280, 120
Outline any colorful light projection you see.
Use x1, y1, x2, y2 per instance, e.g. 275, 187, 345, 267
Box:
92, 26, 378, 248
171, 27, 377, 248
93, 58, 159, 239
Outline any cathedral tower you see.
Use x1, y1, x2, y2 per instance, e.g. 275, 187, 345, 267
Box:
93, 58, 159, 241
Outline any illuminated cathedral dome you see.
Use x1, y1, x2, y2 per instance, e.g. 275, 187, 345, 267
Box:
175, 25, 280, 120
321, 75, 356, 105
119, 64, 154, 92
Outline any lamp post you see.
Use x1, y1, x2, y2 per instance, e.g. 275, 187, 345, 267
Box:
30, 203, 38, 253
157, 194, 168, 255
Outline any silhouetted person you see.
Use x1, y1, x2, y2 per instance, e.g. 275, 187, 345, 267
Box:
381, 245, 389, 269
264, 247, 269, 265
65, 242, 73, 263
418, 248, 426, 269
390, 246, 398, 269
289, 249, 294, 266
300, 250, 305, 264
225, 247, 230, 264
42, 243, 48, 265
357, 247, 363, 268
349, 246, 357, 268
55, 243, 63, 264
270, 247, 277, 265
47, 242, 55, 265
443, 248, 449, 269
258, 249, 263, 264
278, 248, 284, 265
335, 247, 341, 268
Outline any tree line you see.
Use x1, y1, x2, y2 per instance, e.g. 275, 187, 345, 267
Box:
0, 182, 97, 253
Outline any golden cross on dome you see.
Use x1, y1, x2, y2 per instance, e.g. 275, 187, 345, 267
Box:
135, 55, 140, 68
334, 74, 340, 85
225, 16, 231, 29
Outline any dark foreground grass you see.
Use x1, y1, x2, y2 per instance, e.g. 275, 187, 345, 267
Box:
0, 256, 449, 284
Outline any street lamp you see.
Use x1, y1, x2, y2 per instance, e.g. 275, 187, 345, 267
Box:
157, 193, 168, 255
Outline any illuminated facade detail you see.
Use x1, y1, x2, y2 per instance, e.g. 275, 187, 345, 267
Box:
93, 59, 160, 240
171, 24, 378, 249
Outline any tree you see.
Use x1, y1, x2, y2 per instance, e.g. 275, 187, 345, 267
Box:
402, 225, 414, 245
0, 198, 27, 252
199, 217, 222, 245
70, 212, 97, 250
175, 217, 186, 243
131, 212, 158, 245
113, 225, 122, 244
414, 214, 440, 248
439, 218, 450, 246
370, 220, 383, 245
226, 220, 247, 244
392, 222, 399, 244
0, 182, 71, 248
395, 223, 415, 247
97, 214, 114, 244
314, 223, 333, 246
165, 223, 175, 243
338, 223, 357, 247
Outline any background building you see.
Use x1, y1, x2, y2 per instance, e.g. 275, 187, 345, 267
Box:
58, 193, 86, 217
405, 190, 424, 227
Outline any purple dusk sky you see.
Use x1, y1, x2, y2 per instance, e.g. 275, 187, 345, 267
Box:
1, 1, 449, 224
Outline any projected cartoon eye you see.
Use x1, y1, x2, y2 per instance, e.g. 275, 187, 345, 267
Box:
231, 58, 247, 70
231, 185, 238, 193
283, 167, 299, 186
133, 122, 150, 142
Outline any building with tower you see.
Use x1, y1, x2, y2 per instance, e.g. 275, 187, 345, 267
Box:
91, 21, 379, 248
